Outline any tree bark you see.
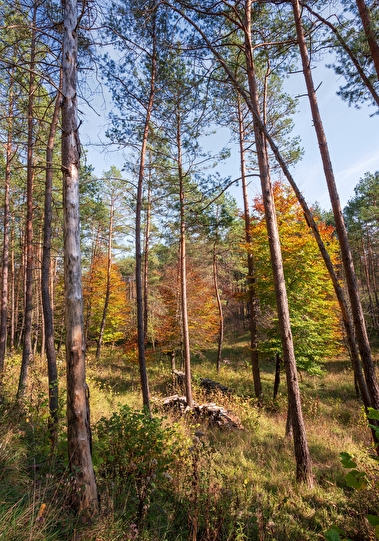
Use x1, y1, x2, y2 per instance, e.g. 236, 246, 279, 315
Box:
42, 78, 61, 444
177, 110, 193, 408
292, 0, 379, 412
212, 241, 224, 374
17, 5, 37, 400
355, 0, 379, 80
62, 0, 98, 514
96, 194, 114, 361
237, 97, 262, 399
134, 12, 158, 413
245, 0, 313, 487
143, 184, 151, 343
0, 71, 14, 379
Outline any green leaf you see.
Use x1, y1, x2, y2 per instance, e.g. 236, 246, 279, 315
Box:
367, 515, 379, 527
340, 452, 357, 468
368, 408, 379, 421
324, 527, 343, 541
345, 470, 368, 490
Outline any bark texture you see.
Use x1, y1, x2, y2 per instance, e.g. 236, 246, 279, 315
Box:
245, 0, 313, 486
43, 80, 61, 442
62, 0, 98, 513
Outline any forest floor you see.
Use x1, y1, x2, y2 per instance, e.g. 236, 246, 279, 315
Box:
1, 334, 379, 540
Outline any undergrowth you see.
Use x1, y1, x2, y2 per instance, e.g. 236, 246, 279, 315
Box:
0, 340, 378, 540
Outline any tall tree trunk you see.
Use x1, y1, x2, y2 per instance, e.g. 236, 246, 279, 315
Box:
42, 80, 61, 443
213, 241, 224, 374
355, 0, 379, 80
96, 194, 114, 360
62, 0, 98, 513
177, 110, 193, 408
10, 223, 15, 352
244, 0, 313, 486
135, 12, 158, 413
18, 5, 37, 399
237, 98, 262, 399
292, 0, 379, 412
0, 71, 14, 379
143, 184, 151, 343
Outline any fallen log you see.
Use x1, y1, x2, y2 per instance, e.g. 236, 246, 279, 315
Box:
199, 377, 233, 396
163, 394, 243, 430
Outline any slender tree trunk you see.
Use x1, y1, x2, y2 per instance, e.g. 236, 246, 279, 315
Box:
237, 98, 262, 398
135, 13, 158, 413
10, 224, 15, 352
96, 195, 114, 360
0, 72, 14, 378
292, 0, 379, 412
274, 353, 281, 400
244, 0, 313, 486
84, 228, 100, 344
42, 81, 61, 443
177, 110, 193, 408
355, 0, 379, 80
15, 234, 25, 351
62, 0, 98, 513
143, 184, 151, 342
18, 5, 37, 399
212, 242, 224, 374
33, 239, 41, 357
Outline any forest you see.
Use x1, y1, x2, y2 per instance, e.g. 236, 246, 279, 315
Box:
0, 0, 379, 539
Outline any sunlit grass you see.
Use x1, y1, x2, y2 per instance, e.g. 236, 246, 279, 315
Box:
0, 337, 378, 540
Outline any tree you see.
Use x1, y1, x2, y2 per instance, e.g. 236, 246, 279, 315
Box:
83, 255, 131, 345
61, 0, 98, 513
250, 181, 343, 373
291, 0, 379, 414
344, 171, 379, 336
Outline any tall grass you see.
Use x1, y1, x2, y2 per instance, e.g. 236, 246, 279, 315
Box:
0, 338, 378, 540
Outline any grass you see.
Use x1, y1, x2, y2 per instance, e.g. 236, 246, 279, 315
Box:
0, 335, 378, 540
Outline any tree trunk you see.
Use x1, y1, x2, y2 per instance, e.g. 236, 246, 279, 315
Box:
42, 80, 61, 444
237, 97, 262, 399
96, 194, 114, 361
244, 0, 313, 486
292, 0, 379, 412
62, 0, 98, 514
177, 110, 193, 408
0, 71, 13, 379
274, 354, 281, 400
355, 0, 379, 80
17, 5, 37, 399
135, 13, 158, 413
10, 223, 15, 352
143, 184, 151, 343
213, 242, 224, 374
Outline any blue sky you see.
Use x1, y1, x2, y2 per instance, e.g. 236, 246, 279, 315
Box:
81, 62, 379, 212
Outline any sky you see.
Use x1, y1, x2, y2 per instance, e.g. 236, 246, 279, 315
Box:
80, 60, 379, 213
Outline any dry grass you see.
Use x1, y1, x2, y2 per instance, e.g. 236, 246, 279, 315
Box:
0, 340, 378, 540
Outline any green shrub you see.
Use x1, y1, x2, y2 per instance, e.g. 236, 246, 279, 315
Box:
94, 405, 181, 525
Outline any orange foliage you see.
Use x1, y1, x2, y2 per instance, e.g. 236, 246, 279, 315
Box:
152, 260, 219, 350
83, 254, 131, 344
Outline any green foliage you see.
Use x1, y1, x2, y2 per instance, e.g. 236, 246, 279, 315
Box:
94, 405, 182, 524
249, 181, 343, 372
326, 435, 379, 540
